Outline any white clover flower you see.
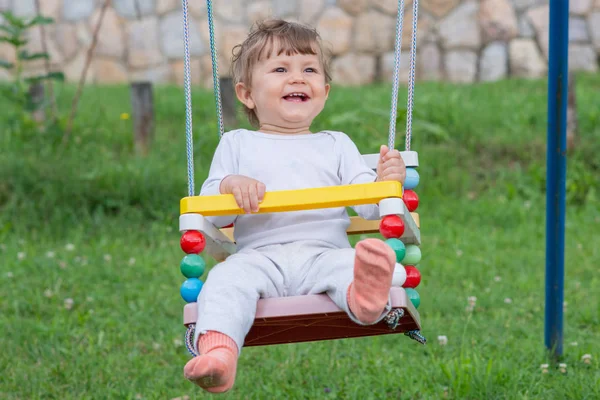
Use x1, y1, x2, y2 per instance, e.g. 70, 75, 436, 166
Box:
504, 298, 512, 304
44, 289, 53, 298
581, 354, 592, 364
46, 251, 55, 258
559, 363, 567, 373
437, 335, 448, 346
64, 298, 74, 310
65, 243, 75, 251
103, 254, 112, 262
17, 252, 26, 260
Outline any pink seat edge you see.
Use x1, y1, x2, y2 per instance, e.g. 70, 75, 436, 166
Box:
183, 287, 414, 325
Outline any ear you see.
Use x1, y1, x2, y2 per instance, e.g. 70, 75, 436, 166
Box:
235, 82, 255, 110
324, 83, 331, 99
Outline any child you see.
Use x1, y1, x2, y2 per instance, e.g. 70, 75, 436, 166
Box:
184, 19, 406, 393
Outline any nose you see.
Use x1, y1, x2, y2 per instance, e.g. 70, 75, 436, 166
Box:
288, 72, 306, 84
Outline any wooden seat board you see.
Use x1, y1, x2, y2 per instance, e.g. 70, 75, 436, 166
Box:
183, 287, 420, 347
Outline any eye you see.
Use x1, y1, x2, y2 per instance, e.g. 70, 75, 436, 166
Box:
305, 67, 317, 73
273, 67, 286, 73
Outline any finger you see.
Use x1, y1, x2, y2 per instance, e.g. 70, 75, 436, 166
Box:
232, 187, 244, 209
381, 157, 403, 170
379, 145, 388, 160
257, 182, 266, 203
383, 148, 401, 162
248, 184, 259, 212
241, 188, 252, 214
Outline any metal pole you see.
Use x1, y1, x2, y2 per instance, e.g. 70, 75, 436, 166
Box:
545, 0, 569, 359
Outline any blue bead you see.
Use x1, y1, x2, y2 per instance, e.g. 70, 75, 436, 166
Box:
180, 278, 204, 303
404, 168, 420, 190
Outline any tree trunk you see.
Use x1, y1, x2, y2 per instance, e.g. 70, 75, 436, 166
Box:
28, 82, 45, 124
130, 82, 155, 155
220, 77, 237, 129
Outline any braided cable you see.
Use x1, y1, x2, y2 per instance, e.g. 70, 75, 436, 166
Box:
405, 0, 420, 151
185, 324, 199, 357
388, 0, 407, 152
206, 0, 224, 138
181, 0, 195, 196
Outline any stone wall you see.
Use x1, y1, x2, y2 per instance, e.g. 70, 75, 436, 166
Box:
0, 0, 599, 86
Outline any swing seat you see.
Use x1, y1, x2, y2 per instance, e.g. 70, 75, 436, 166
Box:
179, 152, 423, 346
183, 287, 420, 347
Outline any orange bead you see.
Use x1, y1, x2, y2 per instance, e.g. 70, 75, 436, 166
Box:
180, 230, 206, 254
379, 215, 405, 239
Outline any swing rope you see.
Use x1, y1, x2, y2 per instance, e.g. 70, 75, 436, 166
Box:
206, 0, 225, 138
405, 0, 420, 152
388, 0, 420, 152
387, 0, 406, 152
181, 0, 224, 197
181, 0, 195, 196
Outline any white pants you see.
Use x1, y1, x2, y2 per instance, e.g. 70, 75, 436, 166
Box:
194, 240, 393, 354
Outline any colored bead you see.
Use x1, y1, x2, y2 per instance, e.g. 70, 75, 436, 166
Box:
180, 254, 206, 278
180, 230, 206, 254
403, 190, 419, 212
180, 278, 204, 303
392, 263, 407, 287
405, 288, 420, 309
379, 215, 405, 239
403, 265, 421, 288
385, 238, 406, 263
402, 244, 422, 265
404, 168, 420, 190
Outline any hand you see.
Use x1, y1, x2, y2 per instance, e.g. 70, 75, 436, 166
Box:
376, 145, 406, 185
220, 175, 266, 214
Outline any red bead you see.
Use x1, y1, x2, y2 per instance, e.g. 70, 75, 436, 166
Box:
403, 190, 419, 212
403, 265, 421, 288
180, 230, 206, 254
379, 215, 405, 239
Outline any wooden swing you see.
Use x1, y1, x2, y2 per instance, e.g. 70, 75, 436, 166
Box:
177, 1, 426, 355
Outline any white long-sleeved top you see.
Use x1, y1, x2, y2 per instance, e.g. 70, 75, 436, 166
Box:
200, 129, 380, 250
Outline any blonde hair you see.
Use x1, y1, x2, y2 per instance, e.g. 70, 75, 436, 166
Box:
231, 19, 332, 127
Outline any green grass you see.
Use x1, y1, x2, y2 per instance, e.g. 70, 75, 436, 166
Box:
0, 73, 599, 399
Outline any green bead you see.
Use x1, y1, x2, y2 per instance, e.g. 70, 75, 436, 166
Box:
385, 238, 406, 263
402, 245, 422, 265
405, 288, 420, 309
180, 254, 206, 278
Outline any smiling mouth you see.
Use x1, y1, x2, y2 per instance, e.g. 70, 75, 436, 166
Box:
283, 92, 310, 102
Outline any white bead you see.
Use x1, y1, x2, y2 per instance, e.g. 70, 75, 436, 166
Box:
392, 263, 406, 287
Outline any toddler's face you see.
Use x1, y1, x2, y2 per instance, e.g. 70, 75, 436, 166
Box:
243, 46, 330, 131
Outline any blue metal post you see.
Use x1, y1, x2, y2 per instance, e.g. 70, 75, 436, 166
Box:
545, 0, 569, 358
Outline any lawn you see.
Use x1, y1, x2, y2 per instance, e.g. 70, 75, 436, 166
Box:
0, 73, 599, 399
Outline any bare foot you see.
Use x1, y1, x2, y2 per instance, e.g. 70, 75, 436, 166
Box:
348, 238, 396, 324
